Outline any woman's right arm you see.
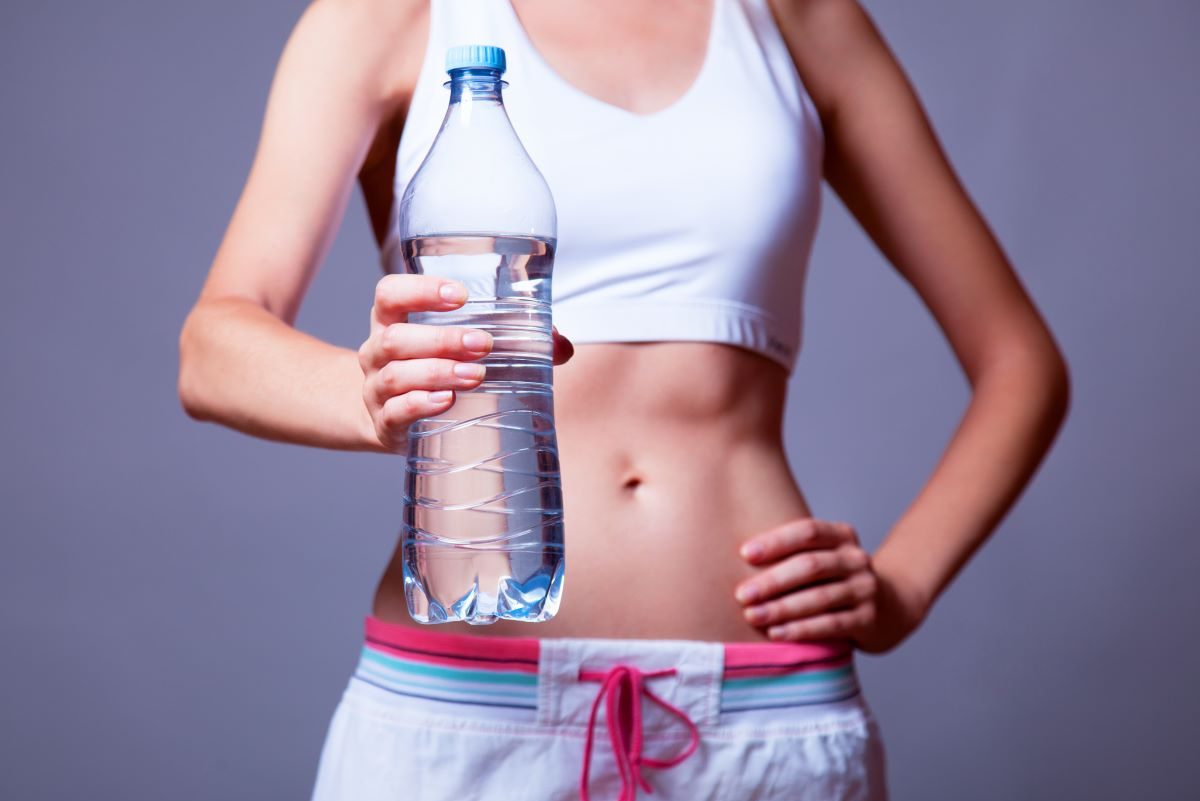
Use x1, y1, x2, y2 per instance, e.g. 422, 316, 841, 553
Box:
178, 0, 491, 453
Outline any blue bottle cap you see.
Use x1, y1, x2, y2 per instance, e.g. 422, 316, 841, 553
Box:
445, 45, 507, 74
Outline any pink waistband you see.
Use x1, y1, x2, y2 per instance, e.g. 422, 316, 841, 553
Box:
364, 615, 853, 676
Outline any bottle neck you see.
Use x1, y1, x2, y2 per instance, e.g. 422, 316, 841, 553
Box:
447, 68, 506, 105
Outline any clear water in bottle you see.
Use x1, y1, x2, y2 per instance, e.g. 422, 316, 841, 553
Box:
399, 233, 564, 625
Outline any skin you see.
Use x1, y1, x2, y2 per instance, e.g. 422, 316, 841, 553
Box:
179, 0, 1070, 650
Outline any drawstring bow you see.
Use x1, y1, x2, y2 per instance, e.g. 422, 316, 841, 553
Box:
578, 664, 701, 801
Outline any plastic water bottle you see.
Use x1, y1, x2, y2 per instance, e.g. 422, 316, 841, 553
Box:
393, 45, 563, 625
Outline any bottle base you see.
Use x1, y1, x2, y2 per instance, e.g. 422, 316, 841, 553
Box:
402, 547, 564, 626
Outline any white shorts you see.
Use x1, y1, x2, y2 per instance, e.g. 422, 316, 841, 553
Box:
310, 617, 888, 800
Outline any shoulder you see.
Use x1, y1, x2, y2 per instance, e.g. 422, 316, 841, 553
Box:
287, 0, 429, 104
766, 0, 887, 117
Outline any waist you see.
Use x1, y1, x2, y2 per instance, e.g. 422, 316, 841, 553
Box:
374, 341, 814, 640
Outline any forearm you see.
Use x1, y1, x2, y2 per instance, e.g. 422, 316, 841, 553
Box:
178, 296, 385, 453
872, 342, 1070, 613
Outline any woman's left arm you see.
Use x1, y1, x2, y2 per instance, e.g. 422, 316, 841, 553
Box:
738, 0, 1071, 652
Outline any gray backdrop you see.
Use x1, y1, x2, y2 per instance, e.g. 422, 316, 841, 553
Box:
2, 1, 1197, 799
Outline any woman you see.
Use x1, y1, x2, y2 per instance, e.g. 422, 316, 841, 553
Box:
179, 0, 1070, 798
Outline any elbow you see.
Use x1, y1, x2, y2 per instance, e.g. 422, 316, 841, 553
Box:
985, 329, 1072, 435
1019, 334, 1072, 434
177, 310, 212, 422
1038, 344, 1071, 437
1023, 346, 1071, 459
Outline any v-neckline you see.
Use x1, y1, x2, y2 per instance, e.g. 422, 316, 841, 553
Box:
502, 0, 719, 120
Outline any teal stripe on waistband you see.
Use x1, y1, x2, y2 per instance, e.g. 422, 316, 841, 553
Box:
361, 646, 540, 687
353, 675, 538, 710
721, 664, 855, 692
720, 678, 859, 703
357, 664, 539, 703
358, 656, 538, 691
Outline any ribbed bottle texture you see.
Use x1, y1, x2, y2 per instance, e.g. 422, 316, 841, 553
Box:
393, 48, 563, 625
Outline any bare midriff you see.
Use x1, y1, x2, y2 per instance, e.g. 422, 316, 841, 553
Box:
371, 341, 813, 643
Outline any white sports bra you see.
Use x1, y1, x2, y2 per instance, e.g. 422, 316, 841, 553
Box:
382, 0, 824, 371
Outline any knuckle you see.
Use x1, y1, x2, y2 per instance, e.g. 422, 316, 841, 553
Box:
362, 374, 381, 406
840, 545, 868, 571
423, 360, 444, 386
829, 521, 857, 544
805, 590, 828, 615
778, 526, 801, 549
440, 359, 459, 384
778, 523, 805, 552
379, 363, 402, 394
372, 408, 392, 436
383, 394, 413, 426
794, 619, 819, 639
840, 582, 859, 606
383, 323, 405, 351
860, 570, 879, 595
379, 396, 401, 426
759, 601, 782, 624
393, 395, 419, 424
402, 392, 425, 418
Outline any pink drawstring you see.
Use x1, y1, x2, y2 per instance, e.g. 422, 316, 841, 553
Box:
578, 665, 701, 801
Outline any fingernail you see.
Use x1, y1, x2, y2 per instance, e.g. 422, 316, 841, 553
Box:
767, 626, 786, 640
744, 606, 767, 625
462, 331, 492, 352
735, 585, 760, 604
741, 542, 764, 561
439, 283, 467, 303
428, 390, 453, 404
453, 363, 485, 380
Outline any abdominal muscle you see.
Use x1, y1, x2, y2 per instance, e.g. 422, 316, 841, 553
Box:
371, 341, 812, 643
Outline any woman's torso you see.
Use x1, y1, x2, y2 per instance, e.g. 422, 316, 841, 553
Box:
362, 0, 821, 642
